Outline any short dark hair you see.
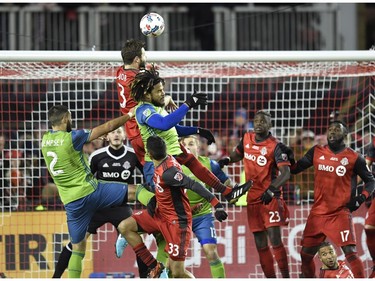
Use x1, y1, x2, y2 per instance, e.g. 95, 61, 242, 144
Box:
255, 110, 272, 118
147, 135, 167, 161
329, 120, 348, 134
131, 65, 165, 102
121, 39, 145, 65
48, 105, 69, 126
318, 241, 333, 252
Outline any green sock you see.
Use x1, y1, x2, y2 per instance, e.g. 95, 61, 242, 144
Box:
68, 250, 85, 278
155, 233, 168, 265
209, 258, 226, 278
136, 184, 155, 206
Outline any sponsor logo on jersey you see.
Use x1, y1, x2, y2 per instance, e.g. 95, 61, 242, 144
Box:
257, 155, 267, 166
317, 164, 346, 176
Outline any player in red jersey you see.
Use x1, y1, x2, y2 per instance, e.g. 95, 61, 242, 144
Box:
218, 110, 291, 278
365, 138, 375, 278
290, 120, 375, 278
318, 241, 354, 278
118, 135, 228, 278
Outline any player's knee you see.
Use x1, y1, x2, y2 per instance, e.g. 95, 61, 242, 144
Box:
203, 245, 219, 262
117, 217, 134, 235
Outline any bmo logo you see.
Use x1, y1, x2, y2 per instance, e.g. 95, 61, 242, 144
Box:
244, 153, 267, 166
318, 164, 346, 176
244, 152, 256, 161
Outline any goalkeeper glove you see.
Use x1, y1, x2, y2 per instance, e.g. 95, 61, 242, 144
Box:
184, 90, 208, 109
214, 202, 228, 222
279, 143, 296, 166
346, 194, 366, 212
218, 157, 230, 169
197, 127, 215, 145
146, 196, 157, 217
260, 185, 281, 205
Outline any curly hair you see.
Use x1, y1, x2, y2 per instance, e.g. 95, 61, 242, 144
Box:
131, 65, 165, 102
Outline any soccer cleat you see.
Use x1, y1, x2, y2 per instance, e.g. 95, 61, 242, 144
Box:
115, 234, 128, 258
225, 180, 253, 204
147, 262, 165, 278
159, 267, 169, 279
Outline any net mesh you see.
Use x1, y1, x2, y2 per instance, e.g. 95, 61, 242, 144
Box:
0, 60, 374, 278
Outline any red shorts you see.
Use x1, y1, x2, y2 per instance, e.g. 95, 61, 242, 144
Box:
246, 199, 289, 232
132, 210, 192, 261
130, 135, 146, 165
365, 200, 375, 226
301, 212, 356, 247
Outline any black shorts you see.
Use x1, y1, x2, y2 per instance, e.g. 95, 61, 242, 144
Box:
87, 204, 133, 234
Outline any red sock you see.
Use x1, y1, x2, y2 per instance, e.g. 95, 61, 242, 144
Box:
177, 149, 230, 195
300, 251, 316, 278
345, 252, 365, 278
134, 243, 157, 268
365, 229, 375, 264
258, 246, 276, 278
273, 244, 290, 278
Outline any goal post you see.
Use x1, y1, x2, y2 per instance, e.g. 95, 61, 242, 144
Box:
0, 51, 374, 278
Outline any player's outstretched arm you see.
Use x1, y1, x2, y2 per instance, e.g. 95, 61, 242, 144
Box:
89, 111, 133, 142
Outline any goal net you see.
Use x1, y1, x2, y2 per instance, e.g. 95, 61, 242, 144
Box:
0, 51, 374, 278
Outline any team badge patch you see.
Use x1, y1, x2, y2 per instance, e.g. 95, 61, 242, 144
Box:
174, 172, 183, 181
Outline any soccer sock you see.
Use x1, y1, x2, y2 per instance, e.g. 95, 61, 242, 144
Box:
155, 233, 168, 265
258, 246, 276, 278
345, 252, 365, 278
272, 244, 290, 278
68, 250, 85, 278
134, 243, 157, 268
184, 155, 230, 195
52, 242, 73, 278
300, 251, 316, 278
136, 256, 148, 278
136, 184, 155, 206
365, 229, 375, 264
209, 258, 226, 278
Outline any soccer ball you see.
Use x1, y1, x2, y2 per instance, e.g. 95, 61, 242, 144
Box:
139, 12, 165, 37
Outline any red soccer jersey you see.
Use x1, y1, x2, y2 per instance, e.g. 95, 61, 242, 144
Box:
319, 260, 354, 278
235, 132, 290, 203
115, 66, 140, 141
310, 145, 359, 215
153, 155, 192, 225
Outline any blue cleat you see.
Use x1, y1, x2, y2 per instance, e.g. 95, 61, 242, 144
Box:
115, 234, 128, 258
159, 267, 169, 279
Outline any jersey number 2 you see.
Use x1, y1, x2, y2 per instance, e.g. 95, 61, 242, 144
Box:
47, 151, 64, 176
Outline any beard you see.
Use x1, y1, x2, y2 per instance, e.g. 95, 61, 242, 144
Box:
139, 60, 146, 69
66, 121, 72, 133
151, 96, 164, 107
